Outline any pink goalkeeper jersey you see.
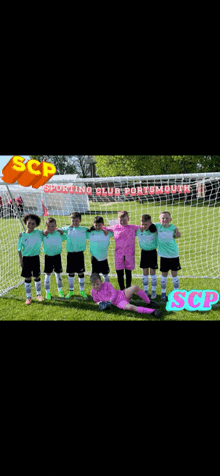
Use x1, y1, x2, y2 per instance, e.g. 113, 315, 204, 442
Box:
104, 224, 140, 270
91, 282, 130, 310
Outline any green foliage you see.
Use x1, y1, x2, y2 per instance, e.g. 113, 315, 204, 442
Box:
94, 155, 220, 177
30, 156, 77, 175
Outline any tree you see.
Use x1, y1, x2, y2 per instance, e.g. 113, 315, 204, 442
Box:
30, 155, 94, 177
94, 155, 220, 177
30, 156, 77, 175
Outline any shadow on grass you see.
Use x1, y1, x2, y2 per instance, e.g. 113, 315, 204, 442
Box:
1, 294, 166, 320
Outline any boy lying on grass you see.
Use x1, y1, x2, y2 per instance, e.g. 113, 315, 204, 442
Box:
90, 273, 162, 318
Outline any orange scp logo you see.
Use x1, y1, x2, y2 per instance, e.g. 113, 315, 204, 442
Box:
1, 156, 56, 189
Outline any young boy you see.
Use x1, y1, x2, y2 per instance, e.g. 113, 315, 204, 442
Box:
61, 212, 89, 298
90, 273, 162, 318
42, 217, 67, 299
154, 211, 181, 301
87, 216, 114, 282
136, 214, 158, 299
18, 213, 44, 305
103, 211, 140, 290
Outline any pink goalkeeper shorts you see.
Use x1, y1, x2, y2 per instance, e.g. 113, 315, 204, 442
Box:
115, 254, 135, 271
113, 290, 130, 310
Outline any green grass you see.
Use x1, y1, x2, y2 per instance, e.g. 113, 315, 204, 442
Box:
1, 199, 220, 320
1, 276, 220, 321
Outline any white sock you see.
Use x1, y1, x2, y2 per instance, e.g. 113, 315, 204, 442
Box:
55, 273, 62, 292
103, 274, 110, 282
68, 276, 74, 291
142, 275, 149, 293
25, 282, 31, 298
35, 279, 41, 296
161, 276, 167, 294
172, 276, 179, 290
44, 275, 51, 292
150, 275, 157, 292
79, 277, 85, 291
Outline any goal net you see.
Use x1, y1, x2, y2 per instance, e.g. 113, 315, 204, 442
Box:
0, 172, 220, 296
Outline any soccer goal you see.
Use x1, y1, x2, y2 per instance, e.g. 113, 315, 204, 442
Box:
0, 172, 220, 296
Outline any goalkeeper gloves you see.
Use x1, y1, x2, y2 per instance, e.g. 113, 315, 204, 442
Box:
98, 301, 111, 311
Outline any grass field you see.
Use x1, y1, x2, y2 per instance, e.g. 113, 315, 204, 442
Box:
0, 200, 220, 320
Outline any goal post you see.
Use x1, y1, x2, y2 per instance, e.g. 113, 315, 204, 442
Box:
0, 172, 220, 297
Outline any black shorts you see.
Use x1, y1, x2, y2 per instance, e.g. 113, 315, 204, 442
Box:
66, 251, 85, 274
44, 254, 63, 274
91, 256, 110, 275
140, 249, 158, 270
21, 255, 40, 278
160, 257, 181, 272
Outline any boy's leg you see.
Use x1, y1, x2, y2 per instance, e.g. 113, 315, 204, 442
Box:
44, 273, 51, 299
125, 269, 132, 288
79, 273, 87, 298
66, 274, 75, 298
55, 273, 63, 293
124, 285, 150, 304
150, 270, 157, 299
54, 254, 64, 297
25, 278, 32, 304
142, 269, 149, 294
171, 270, 179, 290
161, 272, 168, 301
34, 276, 44, 302
116, 269, 125, 290
66, 252, 75, 297
124, 303, 160, 316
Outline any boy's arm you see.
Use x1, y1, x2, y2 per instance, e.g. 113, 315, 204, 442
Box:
148, 224, 157, 233
56, 228, 64, 235
102, 225, 114, 233
18, 250, 23, 266
174, 227, 181, 238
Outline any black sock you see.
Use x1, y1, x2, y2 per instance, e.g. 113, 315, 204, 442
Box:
116, 270, 125, 290
125, 269, 132, 288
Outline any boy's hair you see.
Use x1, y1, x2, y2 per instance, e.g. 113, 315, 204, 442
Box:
70, 212, 81, 220
142, 214, 151, 221
46, 217, 56, 224
94, 216, 104, 224
160, 211, 171, 217
23, 213, 41, 226
118, 210, 129, 218
90, 273, 102, 283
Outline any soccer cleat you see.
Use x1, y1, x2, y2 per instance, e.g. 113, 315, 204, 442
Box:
25, 297, 32, 305
80, 290, 88, 298
149, 300, 160, 309
65, 291, 74, 299
153, 309, 162, 318
37, 295, 44, 302
151, 291, 157, 300
46, 292, 51, 300
161, 293, 167, 302
58, 290, 65, 298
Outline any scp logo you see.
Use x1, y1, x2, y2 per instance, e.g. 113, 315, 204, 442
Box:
166, 289, 219, 312
1, 156, 56, 189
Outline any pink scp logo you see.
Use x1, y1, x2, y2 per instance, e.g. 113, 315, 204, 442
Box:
166, 289, 219, 312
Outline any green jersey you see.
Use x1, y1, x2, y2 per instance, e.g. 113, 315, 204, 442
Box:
154, 223, 179, 258
61, 226, 88, 252
135, 228, 158, 251
86, 229, 114, 261
42, 230, 67, 256
18, 230, 43, 257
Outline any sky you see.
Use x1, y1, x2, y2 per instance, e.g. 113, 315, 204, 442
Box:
0, 156, 30, 176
